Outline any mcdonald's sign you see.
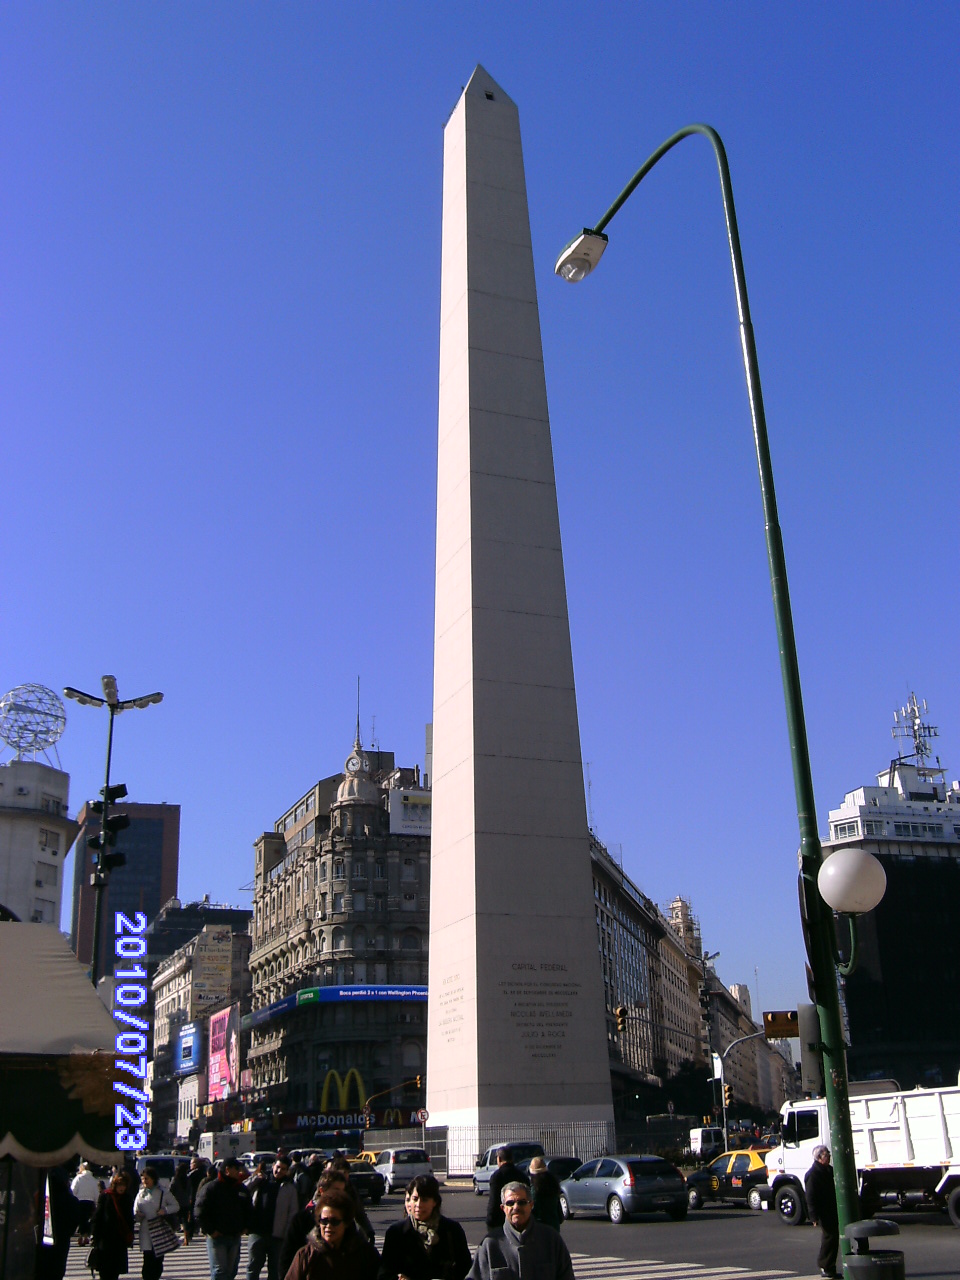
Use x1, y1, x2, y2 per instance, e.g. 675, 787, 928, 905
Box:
381, 1107, 404, 1127
319, 1067, 366, 1113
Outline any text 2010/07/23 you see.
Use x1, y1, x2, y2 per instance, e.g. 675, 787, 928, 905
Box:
112, 912, 150, 1150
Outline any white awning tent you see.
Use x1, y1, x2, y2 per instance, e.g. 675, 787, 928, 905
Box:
0, 923, 120, 1165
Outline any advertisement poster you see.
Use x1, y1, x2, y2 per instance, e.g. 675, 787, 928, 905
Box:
191, 926, 234, 1017
208, 1003, 240, 1100
175, 1022, 204, 1077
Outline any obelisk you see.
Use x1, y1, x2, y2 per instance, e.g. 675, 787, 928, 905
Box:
427, 67, 614, 1139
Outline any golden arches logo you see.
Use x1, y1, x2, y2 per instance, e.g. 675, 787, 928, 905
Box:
382, 1107, 404, 1126
319, 1068, 366, 1112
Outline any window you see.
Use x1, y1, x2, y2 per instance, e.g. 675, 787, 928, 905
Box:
36, 861, 58, 886
402, 892, 417, 911
353, 892, 366, 912
38, 829, 59, 850
375, 859, 386, 880
353, 862, 367, 881
374, 895, 386, 914
863, 821, 884, 837
833, 821, 860, 839
333, 893, 344, 912
401, 858, 417, 881
334, 859, 345, 880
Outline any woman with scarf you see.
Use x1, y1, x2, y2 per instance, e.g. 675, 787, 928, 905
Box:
89, 1171, 135, 1280
377, 1176, 471, 1280
133, 1166, 180, 1280
284, 1188, 380, 1280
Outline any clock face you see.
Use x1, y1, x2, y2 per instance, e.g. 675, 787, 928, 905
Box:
346, 755, 361, 774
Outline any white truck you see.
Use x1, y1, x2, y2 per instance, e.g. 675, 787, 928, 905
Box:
764, 1084, 960, 1227
198, 1131, 256, 1163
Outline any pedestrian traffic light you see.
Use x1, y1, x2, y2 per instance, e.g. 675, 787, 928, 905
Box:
763, 1010, 799, 1038
723, 1083, 733, 1109
615, 1005, 628, 1033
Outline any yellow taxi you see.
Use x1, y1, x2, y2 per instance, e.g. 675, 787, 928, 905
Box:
686, 1148, 771, 1210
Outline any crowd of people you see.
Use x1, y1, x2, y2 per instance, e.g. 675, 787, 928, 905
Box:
38, 1144, 574, 1280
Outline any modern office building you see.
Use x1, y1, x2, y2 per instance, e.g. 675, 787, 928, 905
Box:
246, 733, 430, 1138
0, 759, 78, 924
825, 694, 960, 1087
70, 801, 180, 978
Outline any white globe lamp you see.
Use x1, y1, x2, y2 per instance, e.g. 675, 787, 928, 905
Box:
818, 847, 887, 915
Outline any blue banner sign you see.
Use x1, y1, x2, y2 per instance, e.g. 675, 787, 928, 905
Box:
174, 1022, 204, 1077
241, 984, 427, 1031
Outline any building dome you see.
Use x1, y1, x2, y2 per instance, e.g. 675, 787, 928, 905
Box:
335, 732, 379, 806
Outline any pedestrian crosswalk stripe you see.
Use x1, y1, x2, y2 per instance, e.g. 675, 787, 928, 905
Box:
568, 1255, 821, 1280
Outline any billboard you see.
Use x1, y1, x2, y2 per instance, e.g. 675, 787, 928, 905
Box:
208, 1003, 240, 1100
241, 985, 427, 1031
175, 1021, 204, 1077
191, 925, 234, 1016
387, 789, 431, 835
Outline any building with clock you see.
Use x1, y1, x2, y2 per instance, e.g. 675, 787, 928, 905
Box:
245, 731, 430, 1137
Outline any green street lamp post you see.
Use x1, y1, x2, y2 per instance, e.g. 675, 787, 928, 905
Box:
556, 124, 861, 1256
64, 676, 163, 986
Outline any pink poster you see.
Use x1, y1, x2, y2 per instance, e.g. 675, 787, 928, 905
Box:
207, 1003, 240, 1100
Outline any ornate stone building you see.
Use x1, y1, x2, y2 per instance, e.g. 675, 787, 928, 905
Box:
246, 734, 430, 1124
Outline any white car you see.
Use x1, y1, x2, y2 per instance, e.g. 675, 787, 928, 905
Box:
374, 1147, 433, 1193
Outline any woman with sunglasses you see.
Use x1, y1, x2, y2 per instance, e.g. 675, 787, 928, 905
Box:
283, 1188, 380, 1280
89, 1171, 135, 1280
378, 1175, 471, 1280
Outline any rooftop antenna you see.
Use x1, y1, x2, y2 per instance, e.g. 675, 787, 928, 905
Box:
892, 691, 938, 766
585, 762, 595, 832
355, 677, 362, 748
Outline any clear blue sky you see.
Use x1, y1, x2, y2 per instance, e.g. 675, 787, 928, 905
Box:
2, 4, 956, 1019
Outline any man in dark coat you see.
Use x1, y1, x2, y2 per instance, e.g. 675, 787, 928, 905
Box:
804, 1145, 840, 1279
195, 1157, 250, 1280
485, 1150, 530, 1231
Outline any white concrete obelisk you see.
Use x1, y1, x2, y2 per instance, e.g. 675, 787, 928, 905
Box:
427, 67, 614, 1134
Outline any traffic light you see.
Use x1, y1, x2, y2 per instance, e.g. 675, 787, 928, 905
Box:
723, 1083, 733, 1109
364, 1111, 371, 1129
615, 1005, 628, 1033
698, 984, 711, 1027
415, 1075, 422, 1089
763, 1010, 799, 1038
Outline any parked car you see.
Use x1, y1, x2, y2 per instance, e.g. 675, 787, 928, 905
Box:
473, 1143, 546, 1195
686, 1149, 771, 1211
515, 1156, 583, 1182
348, 1160, 385, 1204
374, 1147, 433, 1193
240, 1151, 279, 1171
560, 1155, 687, 1223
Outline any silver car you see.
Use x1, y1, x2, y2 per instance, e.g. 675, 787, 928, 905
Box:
560, 1155, 687, 1224
374, 1147, 433, 1193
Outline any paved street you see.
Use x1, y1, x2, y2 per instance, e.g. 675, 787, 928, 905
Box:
63, 1186, 959, 1280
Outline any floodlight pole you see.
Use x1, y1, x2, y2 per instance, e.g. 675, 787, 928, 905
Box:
558, 124, 860, 1255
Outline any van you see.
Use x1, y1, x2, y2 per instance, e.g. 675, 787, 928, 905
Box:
134, 1155, 179, 1191
688, 1127, 724, 1159
373, 1147, 433, 1193
473, 1143, 545, 1195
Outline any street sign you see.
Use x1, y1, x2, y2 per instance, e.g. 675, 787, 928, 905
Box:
416, 1108, 429, 1123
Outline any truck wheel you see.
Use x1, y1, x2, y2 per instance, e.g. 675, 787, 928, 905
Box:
688, 1187, 703, 1210
774, 1183, 807, 1225
947, 1185, 960, 1228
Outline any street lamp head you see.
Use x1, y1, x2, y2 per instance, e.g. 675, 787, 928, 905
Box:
129, 692, 164, 710
101, 675, 119, 705
63, 687, 105, 708
818, 847, 887, 915
555, 229, 608, 282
